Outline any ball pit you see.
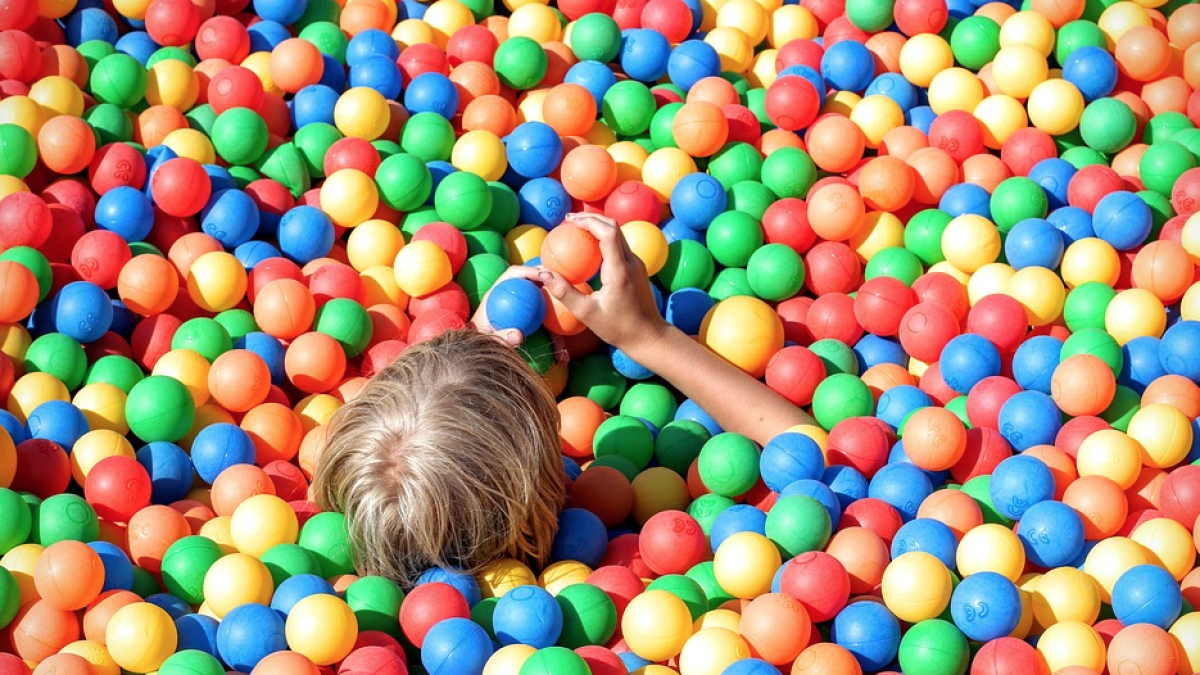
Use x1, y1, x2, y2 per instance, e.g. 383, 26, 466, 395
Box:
4, 0, 1200, 673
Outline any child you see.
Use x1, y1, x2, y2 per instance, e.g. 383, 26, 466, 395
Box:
311, 214, 813, 586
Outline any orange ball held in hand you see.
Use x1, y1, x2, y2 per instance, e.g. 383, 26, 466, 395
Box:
540, 221, 603, 285
33, 540, 105, 611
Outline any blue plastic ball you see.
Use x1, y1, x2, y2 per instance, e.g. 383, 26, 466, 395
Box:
1011, 336, 1064, 394
667, 40, 721, 91
146, 593, 191, 620
1016, 499, 1085, 568
65, 8, 119, 45
415, 567, 482, 607
665, 288, 715, 335
176, 614, 220, 657
939, 334, 1002, 394
505, 123, 562, 180
1112, 564, 1182, 629
865, 73, 920, 111
291, 84, 340, 128
0, 410, 26, 445
709, 504, 768, 552
1004, 218, 1065, 270
891, 518, 958, 571
854, 334, 908, 369
271, 574, 337, 615
518, 177, 570, 229
564, 60, 618, 107
404, 72, 458, 119
26, 400, 88, 450
1160, 320, 1200, 381
1027, 159, 1076, 210
52, 281, 113, 344
907, 105, 936, 134
247, 21, 291, 53
950, 572, 1021, 641
204, 165, 237, 194
760, 431, 825, 492
98, 186, 155, 242
234, 241, 282, 271
1119, 336, 1165, 393
190, 423, 256, 484
549, 508, 608, 568
777, 66, 827, 108
318, 54, 346, 92
874, 385, 932, 430
1062, 45, 1118, 102
253, 0, 306, 25
820, 40, 874, 93
989, 454, 1055, 521
422, 618, 494, 674
610, 346, 655, 380
618, 649, 653, 672
484, 278, 547, 337
867, 463, 933, 522
114, 31, 157, 65
1092, 191, 1152, 251
215, 603, 288, 673
823, 465, 869, 510
670, 172, 726, 231
346, 29, 400, 67
660, 217, 704, 245
200, 189, 260, 249
235, 332, 286, 385
89, 540, 134, 592
722, 658, 783, 675
351, 55, 404, 100
620, 29, 671, 83
277, 205, 335, 264
1046, 206, 1095, 246
135, 441, 193, 505
831, 601, 901, 672
675, 398, 723, 437
937, 182, 991, 219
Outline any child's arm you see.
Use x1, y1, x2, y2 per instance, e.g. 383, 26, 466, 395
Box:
538, 214, 817, 447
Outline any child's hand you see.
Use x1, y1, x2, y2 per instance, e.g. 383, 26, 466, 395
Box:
537, 213, 669, 352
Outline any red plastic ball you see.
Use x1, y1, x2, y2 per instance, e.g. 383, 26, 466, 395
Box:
604, 181, 662, 225
206, 65, 265, 114
398, 43, 450, 86
407, 282, 470, 320
0, 192, 52, 249
586, 565, 645, 620
398, 582, 470, 648
761, 198, 817, 254
805, 292, 862, 344
840, 497, 904, 544
308, 262, 365, 307
778, 551, 851, 623
324, 138, 382, 178
826, 417, 894, 479
248, 256, 305, 303
765, 345, 825, 407
411, 223, 468, 275
971, 637, 1050, 675
612, 0, 650, 29
723, 103, 763, 146
927, 110, 984, 165
0, 30, 41, 83
1068, 164, 1124, 213
88, 143, 147, 196
446, 24, 499, 66
638, 510, 707, 576
893, 0, 948, 35
10, 439, 70, 499
338, 646, 407, 675
912, 272, 969, 321
804, 241, 862, 296
965, 376, 1022, 431
775, 39, 824, 72
559, 0, 616, 19
407, 308, 468, 344
966, 294, 1028, 352
84, 456, 152, 523
145, 0, 202, 47
150, 157, 213, 218
576, 646, 626, 675
853, 276, 918, 337
640, 0, 691, 43
765, 76, 821, 132
71, 230, 131, 291
1055, 415, 1111, 459
195, 16, 251, 63
950, 427, 1013, 484
1158, 464, 1200, 528
131, 313, 183, 370
898, 302, 961, 363
1000, 127, 1057, 177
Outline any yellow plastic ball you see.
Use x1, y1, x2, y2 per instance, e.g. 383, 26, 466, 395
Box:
145, 60, 200, 111
1171, 612, 1200, 675
705, 26, 754, 73
452, 129, 508, 182
335, 87, 391, 141
60, 640, 119, 675
1083, 536, 1152, 602
161, 128, 215, 164
999, 11, 1057, 56
321, 169, 379, 228
393, 240, 453, 297
0, 176, 31, 200
393, 18, 437, 48
229, 494, 299, 558
425, 0, 476, 47
347, 219, 405, 272
484, 644, 538, 675
506, 223, 548, 265
957, 523, 1026, 581
70, 429, 135, 485
361, 265, 407, 307
1037, 620, 1105, 673
285, 594, 358, 666
1182, 282, 1200, 320
822, 90, 861, 117
1127, 403, 1192, 469
106, 602, 177, 673
1182, 212, 1200, 262
694, 609, 741, 633
508, 3, 562, 42
642, 148, 699, 202
537, 561, 592, 595
992, 45, 1049, 99
1130, 517, 1195, 581
973, 95, 1029, 149
38, 0, 78, 18
849, 94, 904, 149
28, 76, 84, 117
677, 627, 752, 675
1006, 266, 1065, 327
1061, 237, 1120, 288
621, 220, 669, 276
622, 590, 694, 662
0, 543, 44, 604
294, 393, 341, 432
152, 348, 211, 406
1076, 429, 1143, 490
699, 296, 785, 379
713, 532, 782, 599
1026, 79, 1084, 136
112, 0, 153, 20
1104, 288, 1167, 345
187, 251, 248, 313
749, 49, 778, 89
769, 4, 818, 46
967, 263, 1017, 306
942, 214, 1001, 274
202, 552, 274, 618
880, 552, 953, 623
927, 68, 985, 114
634, 667, 681, 675
0, 96, 46, 136
7, 371, 69, 423
240, 51, 282, 97
631, 466, 691, 523
850, 212, 904, 262
478, 558, 537, 599
717, 0, 770, 45
899, 34, 954, 88
584, 120, 614, 149
1098, 1, 1152, 46
608, 141, 650, 184
72, 382, 128, 435
1031, 566, 1100, 628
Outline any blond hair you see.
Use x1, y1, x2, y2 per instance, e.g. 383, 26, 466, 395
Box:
311, 329, 565, 587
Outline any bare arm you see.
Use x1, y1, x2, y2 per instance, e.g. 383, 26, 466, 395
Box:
538, 214, 815, 447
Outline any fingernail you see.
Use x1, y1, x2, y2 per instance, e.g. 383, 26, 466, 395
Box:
538, 270, 552, 281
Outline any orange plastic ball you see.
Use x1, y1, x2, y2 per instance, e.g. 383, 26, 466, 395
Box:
824, 527, 890, 596
1050, 354, 1117, 417
739, 593, 811, 665
806, 183, 866, 241
1142, 374, 1200, 419
856, 155, 915, 212
1107, 623, 1177, 675
560, 144, 618, 202
9, 600, 81, 662
805, 115, 866, 173
961, 153, 1011, 192
791, 642, 863, 675
462, 94, 518, 136
1115, 26, 1171, 82
33, 541, 105, 611
285, 331, 347, 394
558, 396, 607, 459
542, 83, 597, 137
878, 126, 930, 161
916, 488, 983, 540
253, 278, 316, 340
210, 463, 275, 516
673, 101, 730, 157
1062, 475, 1128, 540
687, 77, 740, 106
269, 38, 324, 94
208, 349, 271, 413
37, 114, 95, 175
540, 221, 602, 285
905, 146, 959, 204
1132, 240, 1193, 303
1030, 0, 1084, 27
83, 590, 142, 644
902, 406, 968, 471
241, 402, 304, 465
117, 254, 180, 317
0, 260, 40, 323
126, 504, 191, 574
136, 104, 188, 149
251, 650, 322, 675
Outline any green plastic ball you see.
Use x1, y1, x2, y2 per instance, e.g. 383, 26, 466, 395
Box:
294, 122, 343, 178
555, 582, 617, 648
570, 13, 623, 62
1145, 111, 1194, 145
161, 535, 224, 605
158, 650, 225, 675
0, 246, 51, 301
697, 432, 760, 497
494, 37, 548, 90
708, 142, 763, 188
314, 297, 373, 357
0, 567, 18, 630
688, 492, 735, 536
589, 455, 641, 482
687, 561, 736, 611
298, 511, 355, 578
520, 646, 590, 675
24, 333, 86, 391
865, 247, 924, 286
655, 419, 711, 476
764, 494, 832, 557
213, 309, 257, 343
85, 103, 135, 144
401, 112, 456, 162
706, 211, 764, 269
299, 21, 348, 61
1064, 282, 1117, 333
401, 206, 442, 239
77, 40, 117, 71
811, 373, 874, 429
905, 209, 951, 266
33, 493, 99, 546
89, 53, 148, 108
344, 575, 405, 637
594, 414, 656, 468
0, 124, 36, 178
126, 375, 196, 443
656, 239, 716, 293
146, 47, 195, 67
0, 488, 31, 555
1102, 384, 1141, 432
435, 170, 492, 230
376, 152, 433, 212
949, 16, 1001, 71
85, 355, 145, 393
296, 0, 342, 29
472, 597, 499, 638
726, 180, 776, 221
649, 102, 682, 150
567, 353, 627, 409
255, 142, 311, 198
960, 475, 1012, 526
747, 243, 805, 301
260, 543, 323, 588
601, 80, 656, 137
454, 0, 494, 21
518, 328, 555, 376
1140, 141, 1197, 196
456, 253, 509, 308
761, 146, 818, 199
810, 339, 859, 376
172, 317, 232, 362
482, 181, 520, 234
619, 382, 678, 430
898, 620, 969, 675
708, 267, 755, 301
1055, 20, 1107, 65
1061, 145, 1109, 169
846, 0, 894, 32
464, 229, 508, 258
989, 177, 1048, 234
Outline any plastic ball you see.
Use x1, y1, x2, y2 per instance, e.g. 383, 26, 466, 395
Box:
830, 601, 901, 673
1112, 564, 1182, 629
621, 590, 692, 662
106, 602, 177, 673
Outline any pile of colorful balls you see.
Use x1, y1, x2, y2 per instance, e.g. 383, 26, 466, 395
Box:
4, 0, 1200, 672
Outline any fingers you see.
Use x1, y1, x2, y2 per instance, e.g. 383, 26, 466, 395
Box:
566, 213, 631, 263
538, 268, 592, 317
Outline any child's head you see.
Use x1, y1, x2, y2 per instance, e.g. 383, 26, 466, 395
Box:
311, 329, 564, 586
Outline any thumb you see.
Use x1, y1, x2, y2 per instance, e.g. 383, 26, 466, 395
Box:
538, 269, 590, 315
